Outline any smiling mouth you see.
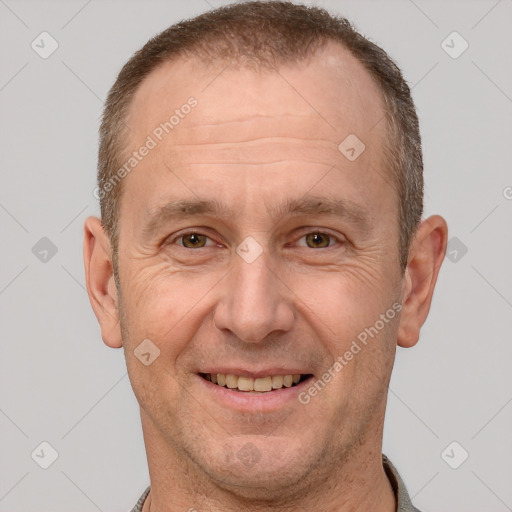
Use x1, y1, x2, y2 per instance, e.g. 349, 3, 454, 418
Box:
199, 373, 312, 392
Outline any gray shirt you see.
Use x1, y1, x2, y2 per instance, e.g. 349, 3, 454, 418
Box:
130, 454, 421, 512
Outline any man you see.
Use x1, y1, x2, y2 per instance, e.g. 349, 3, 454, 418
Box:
83, 2, 447, 511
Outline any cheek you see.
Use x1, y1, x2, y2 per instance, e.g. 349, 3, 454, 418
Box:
289, 259, 389, 328
320, 316, 398, 423
121, 262, 206, 340
290, 263, 399, 381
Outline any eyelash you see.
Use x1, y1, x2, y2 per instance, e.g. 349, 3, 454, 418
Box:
168, 229, 344, 250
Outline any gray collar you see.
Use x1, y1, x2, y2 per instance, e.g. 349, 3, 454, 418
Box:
382, 454, 422, 512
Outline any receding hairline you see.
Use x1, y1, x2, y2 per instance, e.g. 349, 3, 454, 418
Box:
118, 37, 391, 182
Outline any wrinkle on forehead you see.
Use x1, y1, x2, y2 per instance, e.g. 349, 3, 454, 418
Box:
124, 40, 387, 153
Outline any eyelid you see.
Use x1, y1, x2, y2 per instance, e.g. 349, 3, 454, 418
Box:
167, 228, 345, 249
292, 228, 345, 248
168, 229, 218, 248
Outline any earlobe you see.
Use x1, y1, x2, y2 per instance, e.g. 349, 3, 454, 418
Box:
397, 215, 448, 348
83, 216, 123, 349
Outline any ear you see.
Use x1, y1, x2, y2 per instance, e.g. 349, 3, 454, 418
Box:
83, 216, 123, 348
397, 215, 448, 348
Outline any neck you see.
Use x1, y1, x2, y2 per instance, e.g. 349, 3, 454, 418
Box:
140, 411, 396, 512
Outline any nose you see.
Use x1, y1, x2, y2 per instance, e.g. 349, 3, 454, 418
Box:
213, 244, 295, 344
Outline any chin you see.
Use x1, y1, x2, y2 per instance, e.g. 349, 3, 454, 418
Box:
190, 434, 317, 499
208, 466, 309, 502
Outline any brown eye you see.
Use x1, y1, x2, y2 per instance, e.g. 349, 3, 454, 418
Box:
179, 233, 208, 248
304, 232, 333, 248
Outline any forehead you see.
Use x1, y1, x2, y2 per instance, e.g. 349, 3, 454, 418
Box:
118, 41, 395, 232
125, 40, 387, 149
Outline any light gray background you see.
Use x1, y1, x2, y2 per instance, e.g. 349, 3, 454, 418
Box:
1, 0, 511, 511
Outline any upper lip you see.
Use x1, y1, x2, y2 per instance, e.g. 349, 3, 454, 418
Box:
199, 368, 311, 379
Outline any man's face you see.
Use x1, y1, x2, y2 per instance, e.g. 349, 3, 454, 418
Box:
115, 42, 404, 493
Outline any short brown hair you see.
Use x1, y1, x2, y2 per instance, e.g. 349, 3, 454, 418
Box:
98, 0, 423, 275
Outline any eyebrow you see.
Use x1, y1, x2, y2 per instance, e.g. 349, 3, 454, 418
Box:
141, 194, 371, 239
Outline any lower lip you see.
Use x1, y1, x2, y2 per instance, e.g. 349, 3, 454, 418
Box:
196, 374, 314, 412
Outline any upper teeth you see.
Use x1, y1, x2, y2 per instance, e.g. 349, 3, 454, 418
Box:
205, 373, 302, 392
